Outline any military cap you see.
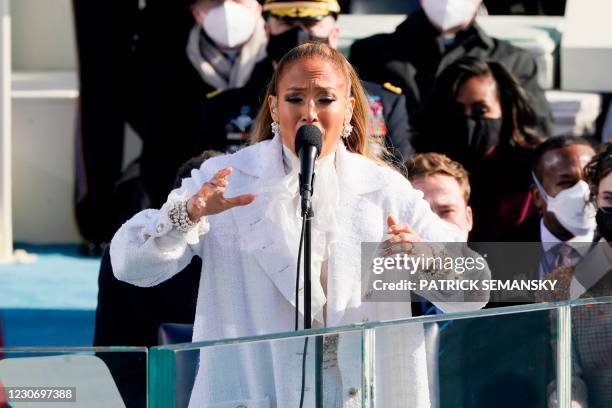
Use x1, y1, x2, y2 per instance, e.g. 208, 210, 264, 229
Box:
263, 0, 341, 20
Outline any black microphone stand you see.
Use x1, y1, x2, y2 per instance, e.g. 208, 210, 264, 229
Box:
303, 205, 313, 330
302, 189, 323, 408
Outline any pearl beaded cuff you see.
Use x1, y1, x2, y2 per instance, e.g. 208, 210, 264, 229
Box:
168, 200, 197, 234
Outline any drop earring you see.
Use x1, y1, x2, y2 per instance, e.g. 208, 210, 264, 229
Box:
341, 122, 353, 139
271, 121, 280, 138
342, 108, 353, 139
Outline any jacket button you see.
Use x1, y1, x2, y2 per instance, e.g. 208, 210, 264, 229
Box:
156, 224, 164, 233
348, 387, 359, 396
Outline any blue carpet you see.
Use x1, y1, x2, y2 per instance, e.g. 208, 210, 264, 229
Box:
0, 309, 95, 347
0, 244, 100, 346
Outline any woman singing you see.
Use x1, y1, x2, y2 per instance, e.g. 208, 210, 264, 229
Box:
111, 42, 485, 407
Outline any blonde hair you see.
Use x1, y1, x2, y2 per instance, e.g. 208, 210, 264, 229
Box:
404, 153, 471, 203
250, 41, 388, 164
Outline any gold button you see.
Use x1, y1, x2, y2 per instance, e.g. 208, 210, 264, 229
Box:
348, 387, 359, 396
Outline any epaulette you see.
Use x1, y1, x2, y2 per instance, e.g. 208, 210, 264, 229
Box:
206, 88, 224, 99
383, 82, 402, 95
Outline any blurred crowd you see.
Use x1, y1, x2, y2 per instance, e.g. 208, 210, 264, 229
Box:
73, 0, 569, 250
67, 0, 612, 407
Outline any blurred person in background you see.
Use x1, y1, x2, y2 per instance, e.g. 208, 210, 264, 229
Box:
131, 0, 267, 210
404, 152, 473, 240
414, 57, 544, 241
403, 152, 473, 318
543, 143, 612, 408
349, 0, 552, 136
74, 0, 267, 254
507, 137, 596, 281
510, 137, 595, 244
72, 0, 142, 254
210, 0, 414, 161
183, 0, 267, 90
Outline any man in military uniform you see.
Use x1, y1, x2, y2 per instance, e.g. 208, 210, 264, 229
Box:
207, 0, 414, 162
349, 0, 552, 137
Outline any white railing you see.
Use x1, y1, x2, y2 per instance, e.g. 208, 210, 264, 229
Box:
0, 0, 12, 262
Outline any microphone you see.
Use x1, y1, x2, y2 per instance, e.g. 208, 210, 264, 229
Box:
295, 125, 323, 216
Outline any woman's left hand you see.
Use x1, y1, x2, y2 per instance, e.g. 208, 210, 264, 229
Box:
385, 214, 422, 241
382, 214, 425, 256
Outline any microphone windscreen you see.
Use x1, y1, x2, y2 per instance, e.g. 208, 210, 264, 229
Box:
295, 125, 323, 157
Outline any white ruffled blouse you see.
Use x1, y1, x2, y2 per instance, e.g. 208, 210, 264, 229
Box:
272, 141, 340, 325
110, 133, 477, 408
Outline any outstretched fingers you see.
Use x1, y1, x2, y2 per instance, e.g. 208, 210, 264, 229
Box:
212, 167, 233, 181
383, 214, 422, 251
200, 167, 232, 196
225, 194, 257, 208
386, 214, 418, 236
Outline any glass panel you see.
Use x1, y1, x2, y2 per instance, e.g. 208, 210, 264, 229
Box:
149, 303, 571, 407
570, 298, 612, 408
148, 298, 612, 407
150, 331, 366, 408
431, 309, 557, 408
0, 347, 147, 407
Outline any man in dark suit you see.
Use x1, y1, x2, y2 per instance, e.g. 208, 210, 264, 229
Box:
130, 0, 267, 211
75, 1, 268, 253
72, 0, 141, 253
508, 137, 596, 274
211, 0, 414, 162
469, 137, 596, 408
349, 0, 552, 137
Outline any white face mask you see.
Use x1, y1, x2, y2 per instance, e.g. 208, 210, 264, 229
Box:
420, 0, 479, 32
533, 174, 596, 237
202, 2, 256, 49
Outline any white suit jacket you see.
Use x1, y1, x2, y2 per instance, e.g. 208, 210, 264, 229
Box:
111, 136, 485, 407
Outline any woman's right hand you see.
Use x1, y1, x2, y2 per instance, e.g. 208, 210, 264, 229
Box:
186, 167, 256, 221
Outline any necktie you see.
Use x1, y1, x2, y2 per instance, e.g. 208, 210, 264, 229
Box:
540, 243, 581, 279
554, 244, 577, 269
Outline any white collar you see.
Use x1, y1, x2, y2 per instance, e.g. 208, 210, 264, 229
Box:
229, 134, 391, 196
281, 142, 337, 176
540, 218, 594, 253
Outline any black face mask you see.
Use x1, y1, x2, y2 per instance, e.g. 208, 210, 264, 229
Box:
266, 26, 329, 63
441, 113, 502, 164
596, 207, 612, 242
